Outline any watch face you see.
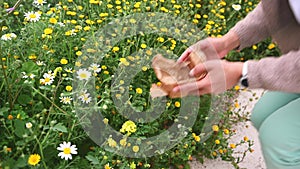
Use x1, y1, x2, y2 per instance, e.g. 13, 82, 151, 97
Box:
241, 78, 248, 87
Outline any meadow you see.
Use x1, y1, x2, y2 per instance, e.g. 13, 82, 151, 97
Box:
0, 0, 279, 168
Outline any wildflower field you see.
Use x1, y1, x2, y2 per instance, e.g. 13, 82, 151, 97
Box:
0, 0, 280, 168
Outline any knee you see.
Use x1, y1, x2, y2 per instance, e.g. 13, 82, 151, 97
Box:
250, 105, 263, 130
259, 118, 300, 168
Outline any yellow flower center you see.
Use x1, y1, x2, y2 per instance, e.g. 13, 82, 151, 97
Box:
44, 77, 50, 83
80, 73, 87, 79
63, 148, 71, 154
29, 14, 37, 19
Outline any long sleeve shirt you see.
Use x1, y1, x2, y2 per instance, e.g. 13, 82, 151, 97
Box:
230, 0, 300, 92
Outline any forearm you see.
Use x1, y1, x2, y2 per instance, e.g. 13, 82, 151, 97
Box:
229, 2, 270, 50
222, 31, 240, 51
247, 50, 300, 92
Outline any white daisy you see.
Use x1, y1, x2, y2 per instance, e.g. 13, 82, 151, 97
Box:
36, 61, 45, 66
57, 22, 65, 27
22, 72, 29, 79
40, 71, 55, 85
232, 4, 241, 11
26, 122, 33, 129
64, 68, 73, 73
1, 33, 17, 41
89, 63, 102, 73
76, 68, 91, 80
24, 11, 41, 22
33, 0, 47, 6
57, 141, 77, 160
78, 90, 92, 104
59, 96, 73, 104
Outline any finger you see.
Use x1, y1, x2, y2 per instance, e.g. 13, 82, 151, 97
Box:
177, 47, 193, 63
189, 63, 207, 78
172, 78, 208, 95
196, 39, 219, 60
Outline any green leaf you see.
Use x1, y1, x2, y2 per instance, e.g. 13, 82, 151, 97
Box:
14, 156, 27, 168
0, 107, 9, 116
21, 61, 39, 73
85, 155, 100, 165
14, 119, 26, 138
17, 94, 32, 105
52, 123, 68, 133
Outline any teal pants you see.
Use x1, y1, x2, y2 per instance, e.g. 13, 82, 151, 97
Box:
251, 92, 300, 169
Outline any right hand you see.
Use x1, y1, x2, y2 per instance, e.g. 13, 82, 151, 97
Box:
177, 31, 240, 62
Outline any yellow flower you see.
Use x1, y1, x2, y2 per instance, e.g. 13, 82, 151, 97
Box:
76, 51, 83, 56
84, 26, 90, 31
128, 18, 136, 24
212, 125, 219, 132
60, 58, 68, 65
76, 6, 83, 10
120, 120, 137, 135
252, 45, 257, 50
157, 37, 164, 42
268, 43, 276, 50
142, 66, 148, 71
120, 138, 127, 146
223, 129, 230, 135
194, 136, 200, 142
215, 140, 220, 144
75, 61, 82, 67
112, 46, 120, 52
44, 28, 53, 35
134, 2, 141, 8
140, 44, 147, 49
107, 138, 117, 147
65, 85, 72, 91
104, 164, 111, 169
234, 85, 240, 90
132, 146, 139, 153
49, 17, 57, 24
107, 4, 113, 8
28, 154, 41, 166
136, 88, 143, 94
28, 54, 37, 60
103, 118, 109, 124
194, 14, 201, 19
234, 102, 240, 108
230, 143, 236, 149
244, 136, 249, 142
130, 162, 136, 169
174, 101, 180, 108
101, 65, 107, 70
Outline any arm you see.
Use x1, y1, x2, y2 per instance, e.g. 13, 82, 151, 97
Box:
248, 50, 300, 92
230, 2, 270, 50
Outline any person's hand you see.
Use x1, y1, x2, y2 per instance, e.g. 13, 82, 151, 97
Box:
177, 31, 240, 63
172, 60, 244, 96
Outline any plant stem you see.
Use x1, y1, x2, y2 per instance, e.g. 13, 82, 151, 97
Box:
0, 59, 13, 110
31, 87, 67, 114
34, 135, 48, 169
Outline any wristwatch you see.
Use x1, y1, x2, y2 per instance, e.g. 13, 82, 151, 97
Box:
240, 61, 248, 87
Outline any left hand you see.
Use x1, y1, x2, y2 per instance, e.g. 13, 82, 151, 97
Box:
172, 60, 244, 96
